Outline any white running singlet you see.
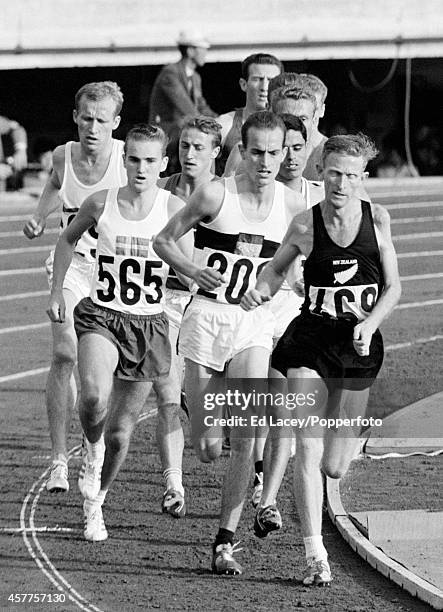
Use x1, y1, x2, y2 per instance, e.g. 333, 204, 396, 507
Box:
90, 187, 170, 315
193, 176, 291, 305
59, 139, 126, 262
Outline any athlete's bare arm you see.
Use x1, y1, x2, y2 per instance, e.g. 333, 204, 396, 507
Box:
154, 181, 225, 291
47, 190, 107, 323
166, 193, 195, 286
353, 204, 401, 356
240, 215, 306, 311
223, 144, 242, 177
23, 146, 65, 238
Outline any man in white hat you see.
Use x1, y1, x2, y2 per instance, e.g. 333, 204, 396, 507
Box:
149, 29, 217, 172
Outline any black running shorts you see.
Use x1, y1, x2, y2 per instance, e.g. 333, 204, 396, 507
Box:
74, 297, 171, 381
271, 312, 383, 390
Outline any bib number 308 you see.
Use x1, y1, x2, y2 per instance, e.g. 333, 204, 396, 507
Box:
97, 255, 163, 305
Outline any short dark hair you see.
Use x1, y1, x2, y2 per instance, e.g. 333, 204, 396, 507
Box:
75, 81, 123, 116
241, 53, 283, 80
279, 114, 307, 143
124, 123, 169, 155
271, 86, 317, 114
241, 111, 286, 148
181, 116, 222, 148
322, 133, 379, 167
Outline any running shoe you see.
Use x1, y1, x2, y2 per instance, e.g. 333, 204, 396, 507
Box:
254, 504, 282, 538
161, 489, 186, 518
251, 472, 263, 508
46, 460, 69, 493
83, 501, 108, 542
211, 542, 243, 575
302, 558, 332, 586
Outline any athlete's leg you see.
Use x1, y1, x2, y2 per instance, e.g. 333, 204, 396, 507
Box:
184, 358, 225, 463
153, 321, 185, 495
46, 287, 78, 463
322, 387, 369, 479
100, 378, 152, 491
289, 368, 329, 539
259, 367, 293, 508
77, 333, 118, 444
218, 346, 270, 534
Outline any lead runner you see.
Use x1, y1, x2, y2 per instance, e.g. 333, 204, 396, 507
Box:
241, 133, 401, 585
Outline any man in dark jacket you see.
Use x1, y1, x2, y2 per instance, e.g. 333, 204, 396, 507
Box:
149, 29, 217, 173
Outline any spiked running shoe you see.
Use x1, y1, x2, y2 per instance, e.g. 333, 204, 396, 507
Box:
83, 501, 108, 542
211, 542, 243, 575
302, 558, 332, 586
46, 460, 69, 493
161, 489, 186, 518
254, 504, 282, 538
251, 472, 263, 508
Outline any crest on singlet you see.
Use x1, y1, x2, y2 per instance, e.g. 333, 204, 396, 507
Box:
302, 201, 383, 321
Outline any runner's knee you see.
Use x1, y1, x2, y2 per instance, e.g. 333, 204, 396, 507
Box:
52, 338, 76, 368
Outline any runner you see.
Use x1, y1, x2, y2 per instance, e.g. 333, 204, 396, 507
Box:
251, 114, 324, 513
241, 133, 401, 584
23, 82, 126, 494
216, 53, 282, 175
154, 111, 306, 575
154, 116, 221, 518
46, 124, 193, 541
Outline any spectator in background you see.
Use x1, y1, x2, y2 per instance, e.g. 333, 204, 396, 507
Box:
0, 114, 28, 190
149, 29, 217, 173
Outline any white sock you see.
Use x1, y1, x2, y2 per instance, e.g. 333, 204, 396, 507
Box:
87, 435, 105, 461
85, 489, 107, 512
303, 535, 328, 561
53, 454, 67, 465
163, 468, 184, 496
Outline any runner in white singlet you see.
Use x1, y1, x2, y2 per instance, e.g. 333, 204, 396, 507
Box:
47, 124, 193, 542
154, 111, 306, 576
23, 82, 126, 494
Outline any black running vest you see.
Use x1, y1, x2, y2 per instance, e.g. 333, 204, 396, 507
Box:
302, 201, 383, 322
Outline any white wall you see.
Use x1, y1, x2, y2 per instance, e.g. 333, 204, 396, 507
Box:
1, 0, 443, 68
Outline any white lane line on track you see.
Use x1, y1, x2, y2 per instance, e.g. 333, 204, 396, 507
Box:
0, 245, 53, 255
0, 267, 45, 277
0, 229, 58, 238
396, 298, 443, 309
0, 367, 49, 383
21, 447, 105, 612
393, 231, 443, 241
0, 290, 48, 302
0, 214, 58, 223
384, 200, 443, 209
20, 409, 156, 612
401, 272, 443, 281
0, 322, 49, 335
397, 250, 443, 258
391, 215, 443, 224
0, 527, 74, 533
386, 334, 443, 351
